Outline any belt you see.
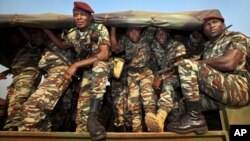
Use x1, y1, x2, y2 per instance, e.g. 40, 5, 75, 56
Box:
128, 66, 149, 73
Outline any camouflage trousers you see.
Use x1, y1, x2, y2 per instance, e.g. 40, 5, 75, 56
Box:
4, 68, 42, 130
75, 61, 109, 132
111, 78, 130, 127
158, 75, 180, 112
19, 66, 70, 131
178, 59, 249, 108
127, 68, 156, 132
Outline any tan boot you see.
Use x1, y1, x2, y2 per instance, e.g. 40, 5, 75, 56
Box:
145, 109, 168, 132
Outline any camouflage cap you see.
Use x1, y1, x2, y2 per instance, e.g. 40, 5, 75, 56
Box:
73, 1, 94, 14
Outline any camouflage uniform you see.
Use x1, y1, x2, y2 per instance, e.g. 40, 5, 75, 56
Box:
4, 43, 43, 130
178, 31, 249, 110
152, 39, 186, 113
150, 40, 166, 71
184, 33, 206, 58
63, 23, 110, 132
118, 27, 156, 132
109, 53, 131, 130
19, 42, 74, 131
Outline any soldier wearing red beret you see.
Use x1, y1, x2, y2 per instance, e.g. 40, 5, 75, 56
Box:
43, 1, 110, 140
167, 13, 250, 135
73, 1, 94, 14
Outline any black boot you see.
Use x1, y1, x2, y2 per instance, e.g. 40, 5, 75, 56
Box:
167, 100, 208, 134
115, 125, 127, 132
168, 100, 186, 123
87, 99, 106, 141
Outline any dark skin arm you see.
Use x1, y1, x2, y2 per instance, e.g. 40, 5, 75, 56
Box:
64, 44, 109, 80
19, 27, 32, 43
201, 48, 244, 71
0, 69, 11, 80
110, 27, 122, 52
43, 29, 69, 49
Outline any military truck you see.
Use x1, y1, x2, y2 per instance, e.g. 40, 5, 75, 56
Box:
0, 9, 249, 141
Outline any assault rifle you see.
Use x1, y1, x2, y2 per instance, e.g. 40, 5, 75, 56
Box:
155, 54, 188, 77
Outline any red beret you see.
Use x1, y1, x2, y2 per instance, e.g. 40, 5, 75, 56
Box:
73, 1, 94, 14
203, 16, 224, 24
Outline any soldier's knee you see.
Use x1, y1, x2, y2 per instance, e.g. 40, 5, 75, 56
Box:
178, 59, 199, 70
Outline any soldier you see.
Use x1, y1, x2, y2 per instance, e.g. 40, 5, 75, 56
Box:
167, 14, 250, 134
109, 53, 131, 132
110, 26, 157, 132
145, 28, 187, 132
3, 27, 45, 131
173, 32, 186, 44
43, 2, 110, 140
184, 31, 206, 59
19, 29, 75, 131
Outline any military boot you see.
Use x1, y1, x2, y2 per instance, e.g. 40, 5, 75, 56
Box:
167, 100, 208, 134
87, 99, 106, 141
145, 109, 168, 132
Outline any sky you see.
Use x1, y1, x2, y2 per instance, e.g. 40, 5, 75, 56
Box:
0, 0, 250, 99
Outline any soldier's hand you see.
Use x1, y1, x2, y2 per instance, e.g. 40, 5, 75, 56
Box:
153, 76, 162, 90
64, 65, 77, 81
0, 70, 10, 80
174, 60, 182, 67
162, 70, 174, 78
0, 74, 7, 80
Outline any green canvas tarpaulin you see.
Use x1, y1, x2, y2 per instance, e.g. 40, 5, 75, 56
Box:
0, 13, 74, 29
0, 9, 222, 30
0, 9, 223, 68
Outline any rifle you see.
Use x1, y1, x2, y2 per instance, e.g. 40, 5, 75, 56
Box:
155, 54, 188, 77
153, 54, 188, 90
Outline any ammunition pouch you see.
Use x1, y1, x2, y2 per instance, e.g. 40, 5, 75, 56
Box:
110, 57, 125, 79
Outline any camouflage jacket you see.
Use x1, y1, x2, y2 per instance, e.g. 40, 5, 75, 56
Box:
38, 41, 75, 71
11, 43, 44, 73
151, 40, 167, 70
160, 39, 186, 69
185, 34, 206, 57
118, 26, 155, 68
203, 31, 248, 73
63, 23, 110, 58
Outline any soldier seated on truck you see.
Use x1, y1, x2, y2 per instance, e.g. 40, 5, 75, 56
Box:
167, 14, 250, 134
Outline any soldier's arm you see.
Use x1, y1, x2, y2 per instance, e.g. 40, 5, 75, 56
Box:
18, 27, 32, 44
43, 29, 70, 49
201, 34, 247, 72
0, 69, 11, 80
201, 48, 244, 71
110, 27, 122, 52
64, 44, 109, 80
